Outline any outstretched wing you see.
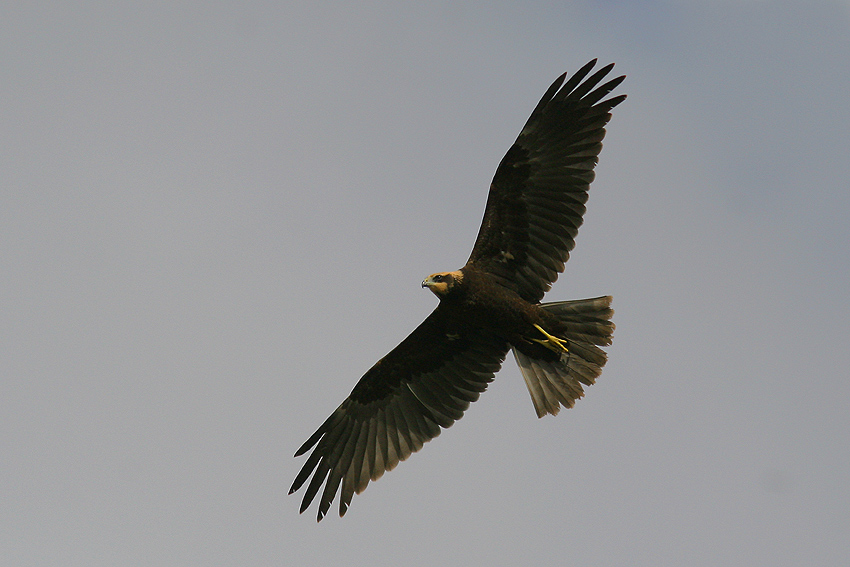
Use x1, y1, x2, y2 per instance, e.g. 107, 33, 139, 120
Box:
290, 306, 509, 521
466, 60, 626, 303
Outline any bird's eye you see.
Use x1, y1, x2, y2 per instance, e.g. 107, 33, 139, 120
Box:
434, 275, 443, 282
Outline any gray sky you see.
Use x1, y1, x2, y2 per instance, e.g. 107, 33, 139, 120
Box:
3, 1, 849, 565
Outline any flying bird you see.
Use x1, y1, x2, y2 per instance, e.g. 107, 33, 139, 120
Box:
290, 60, 625, 521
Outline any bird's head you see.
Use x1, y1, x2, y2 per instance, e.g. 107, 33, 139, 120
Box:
421, 270, 464, 298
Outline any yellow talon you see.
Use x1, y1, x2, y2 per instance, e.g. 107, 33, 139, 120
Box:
530, 324, 569, 354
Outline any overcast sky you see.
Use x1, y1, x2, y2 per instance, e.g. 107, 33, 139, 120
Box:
2, 1, 849, 565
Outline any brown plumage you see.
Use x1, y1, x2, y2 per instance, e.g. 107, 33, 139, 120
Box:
290, 60, 625, 521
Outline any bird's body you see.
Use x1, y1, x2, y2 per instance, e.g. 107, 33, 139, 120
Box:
424, 268, 541, 343
291, 60, 625, 520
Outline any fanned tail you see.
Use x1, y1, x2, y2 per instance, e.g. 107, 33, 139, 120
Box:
512, 296, 613, 417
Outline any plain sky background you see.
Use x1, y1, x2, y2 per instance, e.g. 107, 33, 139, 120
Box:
2, 1, 849, 565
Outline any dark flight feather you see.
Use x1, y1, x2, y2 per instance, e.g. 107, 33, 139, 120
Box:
466, 61, 625, 302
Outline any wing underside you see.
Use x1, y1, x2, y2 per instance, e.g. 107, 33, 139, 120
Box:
466, 60, 626, 302
290, 308, 508, 520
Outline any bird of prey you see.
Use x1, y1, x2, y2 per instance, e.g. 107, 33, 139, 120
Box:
290, 60, 625, 521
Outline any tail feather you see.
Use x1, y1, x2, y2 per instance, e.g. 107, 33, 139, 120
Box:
513, 296, 613, 418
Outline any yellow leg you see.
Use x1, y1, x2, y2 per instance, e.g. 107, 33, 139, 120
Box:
530, 324, 569, 355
